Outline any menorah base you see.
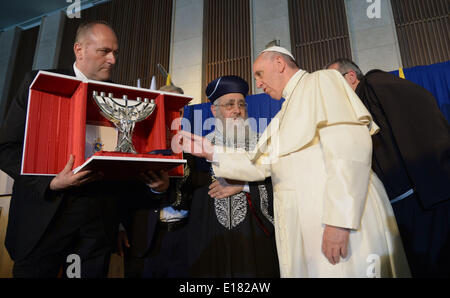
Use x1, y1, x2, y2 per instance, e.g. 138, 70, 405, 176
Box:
115, 143, 137, 154
116, 128, 137, 154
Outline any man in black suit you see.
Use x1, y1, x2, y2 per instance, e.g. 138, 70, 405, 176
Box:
327, 58, 450, 277
118, 168, 192, 278
0, 21, 121, 278
117, 85, 192, 278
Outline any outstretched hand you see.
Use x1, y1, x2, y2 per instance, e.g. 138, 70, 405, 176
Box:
49, 155, 103, 191
172, 130, 214, 161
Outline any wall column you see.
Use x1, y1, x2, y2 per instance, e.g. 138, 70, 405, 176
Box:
170, 0, 204, 105
344, 0, 402, 73
33, 11, 66, 70
251, 0, 291, 94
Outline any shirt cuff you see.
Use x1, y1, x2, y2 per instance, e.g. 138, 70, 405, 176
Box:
148, 185, 166, 194
242, 183, 250, 193
208, 152, 219, 165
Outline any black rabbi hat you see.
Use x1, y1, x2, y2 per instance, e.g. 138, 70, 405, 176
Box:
205, 75, 249, 103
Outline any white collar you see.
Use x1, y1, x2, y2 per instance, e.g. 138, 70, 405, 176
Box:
281, 69, 305, 100
73, 62, 88, 80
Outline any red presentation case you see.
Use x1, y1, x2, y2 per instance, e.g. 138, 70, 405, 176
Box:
21, 71, 192, 178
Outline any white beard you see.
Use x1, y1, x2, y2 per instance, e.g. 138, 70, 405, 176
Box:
209, 117, 258, 151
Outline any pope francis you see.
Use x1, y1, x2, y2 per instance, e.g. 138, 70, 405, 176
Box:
175, 46, 411, 278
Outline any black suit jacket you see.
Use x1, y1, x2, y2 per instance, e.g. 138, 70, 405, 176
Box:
121, 154, 200, 258
120, 179, 180, 258
356, 70, 450, 209
0, 68, 120, 261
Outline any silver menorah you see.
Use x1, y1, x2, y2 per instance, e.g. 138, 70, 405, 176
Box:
92, 91, 156, 154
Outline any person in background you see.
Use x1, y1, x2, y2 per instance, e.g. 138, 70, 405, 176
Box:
117, 85, 192, 278
327, 58, 450, 277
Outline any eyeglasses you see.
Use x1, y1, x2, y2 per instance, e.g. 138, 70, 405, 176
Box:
342, 72, 349, 77
214, 101, 248, 110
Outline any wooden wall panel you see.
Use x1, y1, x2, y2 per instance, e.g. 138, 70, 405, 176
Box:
391, 0, 449, 68
203, 0, 252, 102
288, 0, 351, 72
58, 0, 173, 89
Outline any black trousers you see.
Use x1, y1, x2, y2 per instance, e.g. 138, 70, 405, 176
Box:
13, 195, 113, 278
124, 220, 189, 278
392, 193, 450, 278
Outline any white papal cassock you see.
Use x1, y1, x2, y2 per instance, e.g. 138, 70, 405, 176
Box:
212, 69, 411, 277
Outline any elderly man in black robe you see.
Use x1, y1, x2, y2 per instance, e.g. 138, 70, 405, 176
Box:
184, 75, 280, 278
327, 58, 450, 277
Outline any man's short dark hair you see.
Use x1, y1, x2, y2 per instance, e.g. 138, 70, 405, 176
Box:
325, 58, 364, 80
75, 20, 114, 43
159, 85, 184, 94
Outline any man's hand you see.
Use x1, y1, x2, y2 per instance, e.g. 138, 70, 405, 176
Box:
139, 170, 169, 193
322, 225, 350, 265
117, 230, 130, 257
49, 155, 103, 191
208, 178, 244, 199
173, 131, 214, 161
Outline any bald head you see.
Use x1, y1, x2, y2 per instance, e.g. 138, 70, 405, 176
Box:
73, 22, 118, 81
75, 21, 114, 43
